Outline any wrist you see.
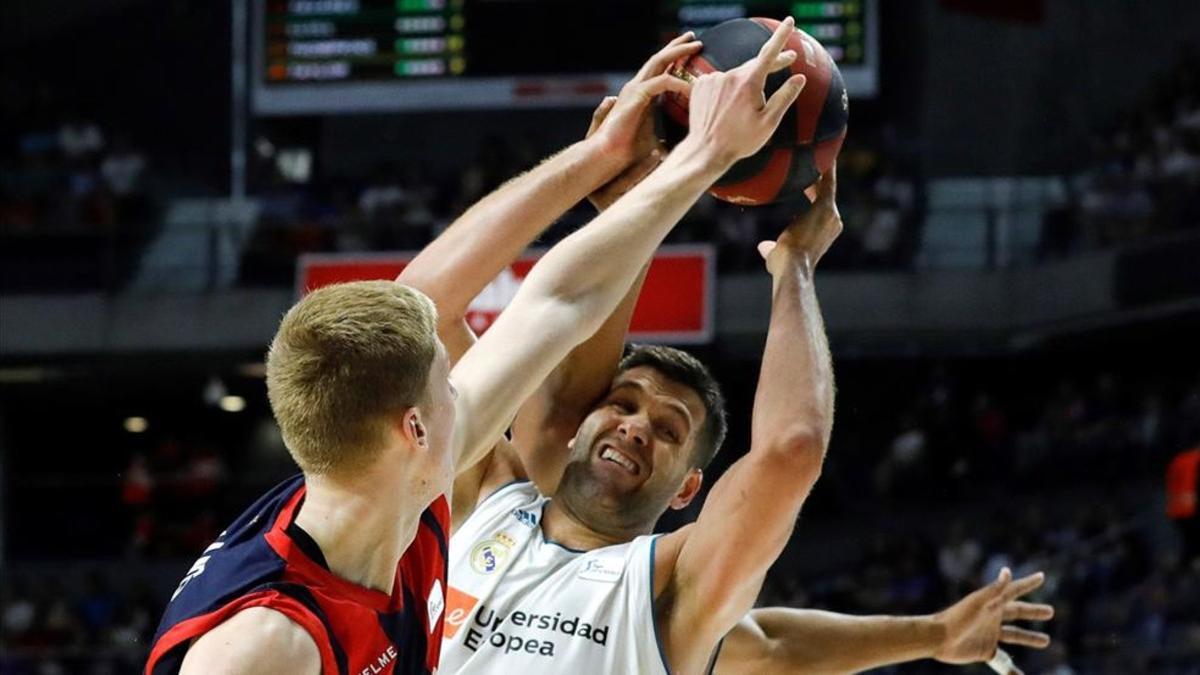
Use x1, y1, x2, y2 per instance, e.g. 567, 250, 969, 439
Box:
580, 135, 631, 177
768, 247, 817, 281
663, 136, 735, 186
672, 135, 740, 175
923, 613, 951, 661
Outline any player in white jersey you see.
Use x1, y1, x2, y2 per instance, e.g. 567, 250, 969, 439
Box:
400, 23, 1053, 675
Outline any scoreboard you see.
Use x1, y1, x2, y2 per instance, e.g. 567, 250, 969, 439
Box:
263, 0, 469, 82
675, 2, 872, 66
253, 0, 877, 114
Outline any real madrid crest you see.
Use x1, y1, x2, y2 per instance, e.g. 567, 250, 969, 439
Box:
469, 532, 515, 575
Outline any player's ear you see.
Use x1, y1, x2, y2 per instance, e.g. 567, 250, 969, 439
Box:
669, 468, 704, 510
400, 408, 428, 449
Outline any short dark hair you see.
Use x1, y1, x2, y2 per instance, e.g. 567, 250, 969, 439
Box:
618, 345, 727, 469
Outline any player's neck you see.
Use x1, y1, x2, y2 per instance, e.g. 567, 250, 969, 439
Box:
541, 498, 649, 551
294, 467, 424, 595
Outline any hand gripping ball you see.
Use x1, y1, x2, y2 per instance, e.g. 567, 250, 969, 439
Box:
660, 18, 849, 206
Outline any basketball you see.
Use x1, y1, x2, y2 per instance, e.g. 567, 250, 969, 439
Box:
660, 18, 849, 206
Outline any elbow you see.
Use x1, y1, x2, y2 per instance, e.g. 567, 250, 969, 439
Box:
758, 429, 826, 484
527, 288, 607, 341
395, 272, 467, 322
394, 264, 430, 290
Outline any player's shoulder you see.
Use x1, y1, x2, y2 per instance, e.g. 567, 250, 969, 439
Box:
180, 607, 320, 675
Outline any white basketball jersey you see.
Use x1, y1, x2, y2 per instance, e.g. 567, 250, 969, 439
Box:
441, 481, 670, 675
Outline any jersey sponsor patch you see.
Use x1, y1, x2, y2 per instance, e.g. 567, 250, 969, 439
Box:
458, 603, 611, 660
576, 553, 624, 583
444, 586, 480, 639
427, 579, 445, 632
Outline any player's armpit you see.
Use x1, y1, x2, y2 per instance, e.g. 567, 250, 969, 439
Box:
179, 607, 321, 675
450, 437, 528, 532
707, 615, 779, 675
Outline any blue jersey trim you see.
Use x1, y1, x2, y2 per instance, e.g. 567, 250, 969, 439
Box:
420, 509, 448, 562
650, 536, 672, 674
705, 636, 725, 675
538, 537, 588, 554
271, 582, 350, 675
535, 500, 588, 554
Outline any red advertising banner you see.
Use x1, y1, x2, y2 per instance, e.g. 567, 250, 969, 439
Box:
297, 244, 714, 343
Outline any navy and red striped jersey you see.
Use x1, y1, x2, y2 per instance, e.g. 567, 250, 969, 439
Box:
146, 475, 449, 675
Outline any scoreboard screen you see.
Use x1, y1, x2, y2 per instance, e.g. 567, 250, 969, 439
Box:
253, 0, 877, 114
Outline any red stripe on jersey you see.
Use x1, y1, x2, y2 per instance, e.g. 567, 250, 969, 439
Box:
144, 590, 340, 675
265, 486, 398, 611
148, 476, 450, 675
405, 494, 450, 666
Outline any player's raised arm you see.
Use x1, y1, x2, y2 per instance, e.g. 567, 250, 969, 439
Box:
713, 569, 1054, 675
447, 18, 806, 477
396, 33, 702, 364
657, 169, 838, 671
505, 96, 665, 498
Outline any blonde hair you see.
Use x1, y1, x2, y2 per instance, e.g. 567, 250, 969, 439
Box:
266, 280, 439, 475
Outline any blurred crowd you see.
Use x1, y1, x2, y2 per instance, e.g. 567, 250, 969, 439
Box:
858, 369, 1200, 502
1041, 49, 1200, 259
0, 100, 158, 292
237, 132, 925, 287
6, 56, 1199, 291
760, 499, 1200, 674
748, 362, 1200, 673
119, 437, 228, 559
1, 107, 153, 235
1, 570, 157, 675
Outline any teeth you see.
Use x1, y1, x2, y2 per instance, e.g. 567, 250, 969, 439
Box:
600, 447, 637, 474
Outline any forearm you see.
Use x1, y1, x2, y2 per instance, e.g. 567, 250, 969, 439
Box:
751, 253, 834, 470
735, 609, 942, 674
450, 138, 727, 469
663, 244, 838, 658
517, 138, 724, 337
510, 264, 649, 495
397, 137, 622, 319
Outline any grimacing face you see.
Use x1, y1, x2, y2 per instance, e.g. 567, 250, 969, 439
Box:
556, 366, 709, 532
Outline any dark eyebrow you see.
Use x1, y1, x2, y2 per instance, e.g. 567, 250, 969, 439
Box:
611, 380, 694, 432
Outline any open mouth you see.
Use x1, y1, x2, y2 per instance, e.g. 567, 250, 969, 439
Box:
598, 442, 641, 476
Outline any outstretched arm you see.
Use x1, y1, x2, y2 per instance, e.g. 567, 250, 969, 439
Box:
715, 570, 1053, 675
396, 34, 701, 365
507, 97, 660, 497
658, 166, 839, 671
446, 20, 806, 483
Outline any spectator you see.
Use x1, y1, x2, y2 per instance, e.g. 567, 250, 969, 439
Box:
100, 135, 148, 223
1, 578, 37, 646
58, 113, 104, 161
